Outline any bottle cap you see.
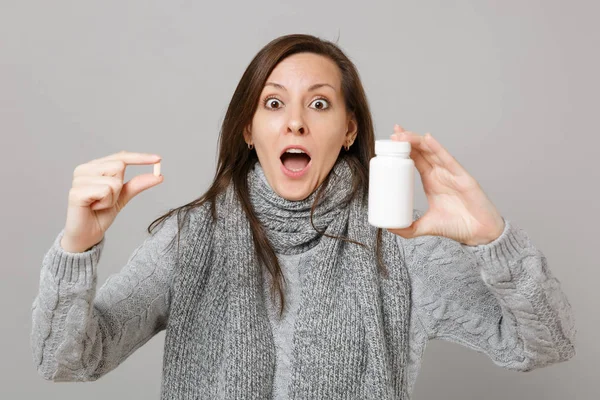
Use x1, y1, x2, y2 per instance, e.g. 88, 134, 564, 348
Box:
375, 139, 411, 156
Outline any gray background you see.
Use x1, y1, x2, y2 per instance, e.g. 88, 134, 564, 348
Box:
1, 0, 597, 399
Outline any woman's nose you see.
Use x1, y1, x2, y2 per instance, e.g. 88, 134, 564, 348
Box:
287, 116, 306, 134
286, 103, 307, 134
288, 123, 305, 134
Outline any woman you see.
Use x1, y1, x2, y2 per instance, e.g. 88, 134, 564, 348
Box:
30, 34, 576, 399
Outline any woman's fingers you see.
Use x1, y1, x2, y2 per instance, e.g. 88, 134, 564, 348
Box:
74, 151, 161, 183
62, 151, 163, 253
71, 152, 163, 211
390, 133, 432, 176
393, 125, 462, 175
74, 160, 126, 179
392, 125, 435, 174
72, 176, 122, 210
118, 173, 164, 209
422, 133, 467, 176
393, 126, 439, 165
91, 150, 161, 165
407, 131, 443, 166
68, 184, 114, 208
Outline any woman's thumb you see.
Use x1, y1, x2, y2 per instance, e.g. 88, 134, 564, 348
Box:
387, 218, 425, 239
118, 173, 163, 209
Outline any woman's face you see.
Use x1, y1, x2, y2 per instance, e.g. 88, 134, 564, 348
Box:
244, 52, 357, 201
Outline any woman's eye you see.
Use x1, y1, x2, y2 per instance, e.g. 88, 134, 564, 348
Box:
263, 96, 330, 111
310, 98, 330, 111
264, 97, 283, 109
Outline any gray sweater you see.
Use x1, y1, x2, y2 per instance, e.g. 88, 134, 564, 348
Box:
30, 207, 576, 398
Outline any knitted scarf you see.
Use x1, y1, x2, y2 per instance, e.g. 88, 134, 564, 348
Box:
161, 155, 411, 399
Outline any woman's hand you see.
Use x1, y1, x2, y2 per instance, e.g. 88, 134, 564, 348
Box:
387, 124, 505, 246
61, 151, 163, 253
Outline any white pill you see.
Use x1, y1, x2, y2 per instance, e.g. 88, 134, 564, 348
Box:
154, 162, 161, 177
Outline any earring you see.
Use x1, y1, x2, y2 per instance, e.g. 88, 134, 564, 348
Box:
248, 143, 254, 150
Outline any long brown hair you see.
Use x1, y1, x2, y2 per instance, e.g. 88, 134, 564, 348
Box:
147, 33, 388, 317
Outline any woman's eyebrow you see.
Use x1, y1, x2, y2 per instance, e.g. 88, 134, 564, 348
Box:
264, 82, 336, 92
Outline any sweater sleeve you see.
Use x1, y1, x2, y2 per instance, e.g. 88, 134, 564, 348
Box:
30, 212, 189, 382
398, 210, 577, 372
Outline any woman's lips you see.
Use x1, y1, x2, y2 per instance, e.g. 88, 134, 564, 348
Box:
279, 144, 311, 158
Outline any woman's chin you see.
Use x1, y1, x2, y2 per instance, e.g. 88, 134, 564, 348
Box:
274, 179, 313, 201
277, 187, 312, 201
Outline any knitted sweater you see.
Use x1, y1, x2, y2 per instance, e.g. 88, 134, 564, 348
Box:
31, 200, 576, 398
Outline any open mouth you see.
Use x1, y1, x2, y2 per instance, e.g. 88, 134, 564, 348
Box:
279, 146, 312, 178
280, 151, 311, 172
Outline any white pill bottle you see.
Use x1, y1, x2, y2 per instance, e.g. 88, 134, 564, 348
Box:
368, 139, 414, 229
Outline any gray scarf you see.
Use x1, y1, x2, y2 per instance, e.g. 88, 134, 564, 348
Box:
161, 155, 411, 399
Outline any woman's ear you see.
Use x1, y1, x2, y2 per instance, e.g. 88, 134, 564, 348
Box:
243, 125, 252, 144
346, 114, 358, 144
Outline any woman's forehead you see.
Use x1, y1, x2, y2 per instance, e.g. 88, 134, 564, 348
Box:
265, 54, 341, 90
